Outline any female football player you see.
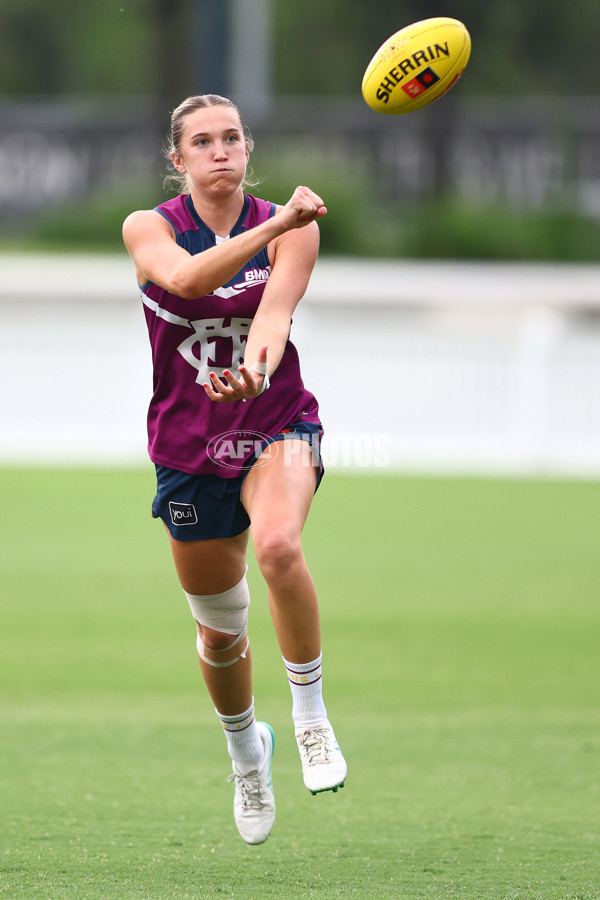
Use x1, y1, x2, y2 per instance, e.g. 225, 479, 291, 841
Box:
122, 94, 346, 845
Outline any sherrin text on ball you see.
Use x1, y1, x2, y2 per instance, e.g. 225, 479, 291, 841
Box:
361, 17, 471, 115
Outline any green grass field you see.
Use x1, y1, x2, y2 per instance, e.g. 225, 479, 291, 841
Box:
1, 468, 599, 899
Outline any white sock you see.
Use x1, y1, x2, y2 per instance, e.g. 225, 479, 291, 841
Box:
283, 653, 328, 733
216, 699, 265, 774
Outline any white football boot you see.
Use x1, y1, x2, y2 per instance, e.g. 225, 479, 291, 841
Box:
296, 721, 347, 795
228, 722, 276, 845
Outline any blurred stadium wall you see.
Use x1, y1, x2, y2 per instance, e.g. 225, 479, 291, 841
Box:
1, 253, 599, 476
1, 95, 600, 222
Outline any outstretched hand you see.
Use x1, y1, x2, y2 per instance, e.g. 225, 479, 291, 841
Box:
203, 345, 269, 403
278, 185, 327, 230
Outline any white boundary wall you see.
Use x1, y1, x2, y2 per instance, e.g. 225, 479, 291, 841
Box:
1, 253, 599, 476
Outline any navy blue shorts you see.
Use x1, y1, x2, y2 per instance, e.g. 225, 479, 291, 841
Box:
152, 422, 324, 542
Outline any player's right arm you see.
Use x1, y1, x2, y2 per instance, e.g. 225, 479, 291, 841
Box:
122, 208, 278, 299
123, 188, 326, 300
122, 187, 326, 301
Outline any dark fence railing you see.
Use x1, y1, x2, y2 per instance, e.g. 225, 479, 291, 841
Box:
1, 95, 599, 227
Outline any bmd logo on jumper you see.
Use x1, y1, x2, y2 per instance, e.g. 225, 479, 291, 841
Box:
169, 501, 198, 526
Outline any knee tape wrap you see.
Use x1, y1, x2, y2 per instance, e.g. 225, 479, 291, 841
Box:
185, 569, 250, 668
194, 629, 249, 668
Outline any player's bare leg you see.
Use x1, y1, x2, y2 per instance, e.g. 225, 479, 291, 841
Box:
168, 532, 252, 712
168, 531, 275, 843
242, 439, 347, 794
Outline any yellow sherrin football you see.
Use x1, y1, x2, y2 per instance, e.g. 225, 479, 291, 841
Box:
361, 17, 471, 115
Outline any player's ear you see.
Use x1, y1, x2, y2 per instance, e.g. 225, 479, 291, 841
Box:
170, 151, 186, 174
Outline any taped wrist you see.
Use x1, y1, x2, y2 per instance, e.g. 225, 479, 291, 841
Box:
250, 360, 270, 395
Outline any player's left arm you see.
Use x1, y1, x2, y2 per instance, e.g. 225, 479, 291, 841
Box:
204, 219, 321, 401
245, 219, 320, 374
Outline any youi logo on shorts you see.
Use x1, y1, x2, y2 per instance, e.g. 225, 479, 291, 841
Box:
169, 501, 199, 526
207, 430, 278, 470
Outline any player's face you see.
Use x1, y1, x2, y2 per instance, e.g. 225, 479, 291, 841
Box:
173, 105, 250, 197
